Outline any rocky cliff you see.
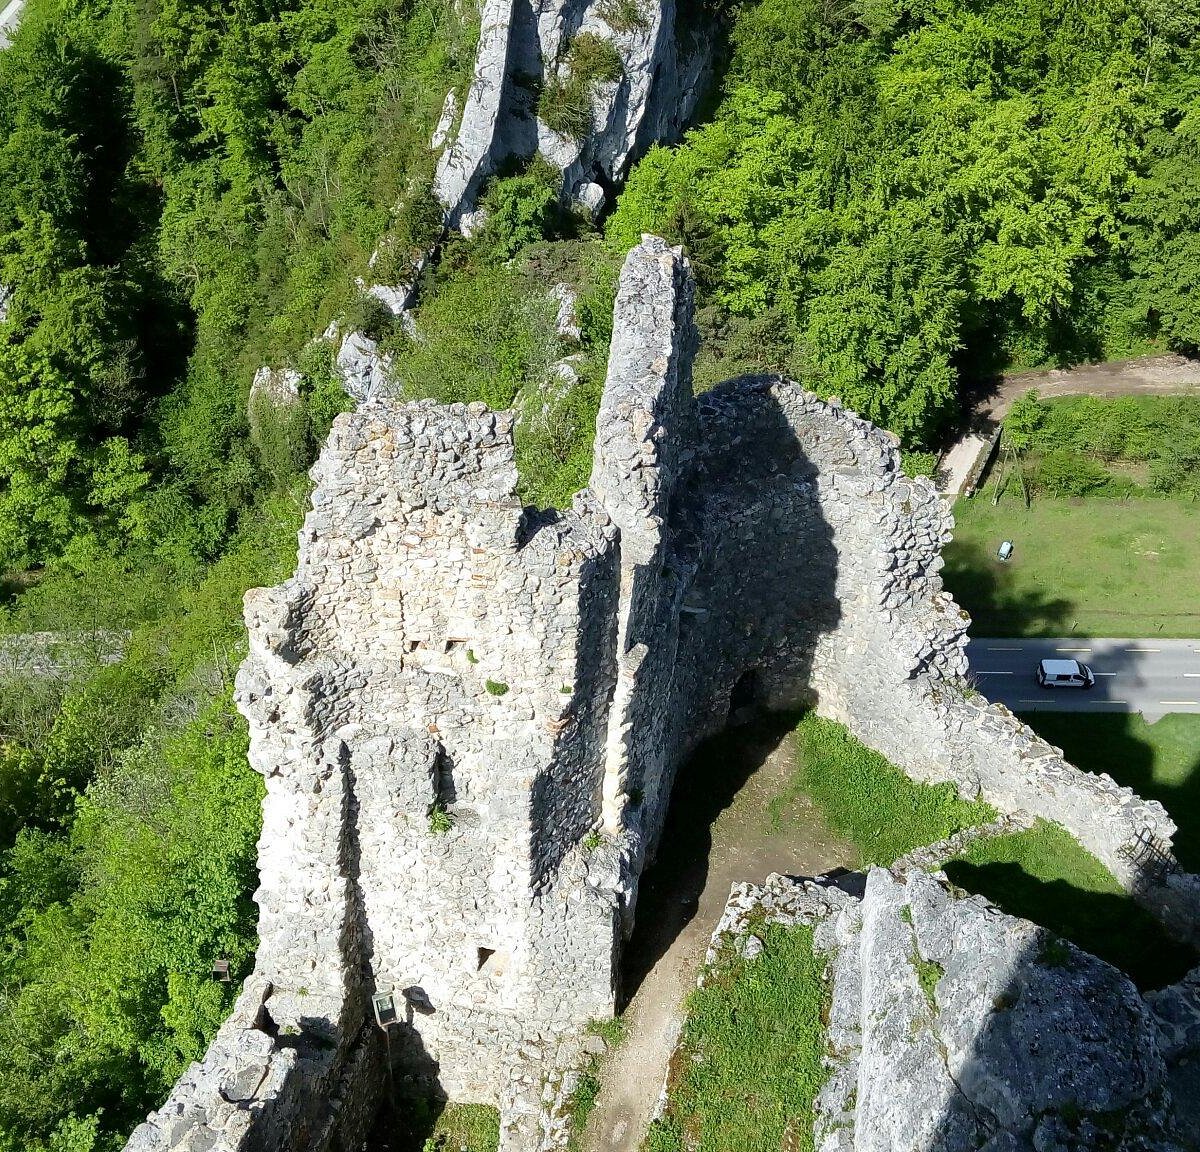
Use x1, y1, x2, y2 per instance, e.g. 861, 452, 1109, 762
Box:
434, 0, 713, 227
710, 871, 1200, 1152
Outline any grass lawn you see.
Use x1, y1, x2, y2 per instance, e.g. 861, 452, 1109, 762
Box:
643, 923, 827, 1152
1018, 712, 1200, 872
943, 493, 1200, 637
787, 714, 1196, 989
781, 713, 994, 865
944, 821, 1196, 990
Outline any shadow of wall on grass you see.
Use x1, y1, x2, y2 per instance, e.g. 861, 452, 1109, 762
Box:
1018, 711, 1200, 875
940, 536, 1075, 636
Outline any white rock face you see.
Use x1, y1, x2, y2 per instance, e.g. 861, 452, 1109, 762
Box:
0, 284, 11, 323
551, 282, 581, 340
706, 871, 1198, 1152
435, 0, 714, 223
431, 90, 461, 150
0, 0, 24, 49
249, 366, 302, 408
335, 330, 394, 401
434, 0, 516, 222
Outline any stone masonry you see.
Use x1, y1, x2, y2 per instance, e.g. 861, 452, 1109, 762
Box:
124, 236, 1200, 1151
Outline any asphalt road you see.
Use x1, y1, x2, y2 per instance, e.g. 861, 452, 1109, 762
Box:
967, 638, 1200, 721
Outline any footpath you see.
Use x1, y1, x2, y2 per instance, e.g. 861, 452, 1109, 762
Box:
580, 723, 855, 1152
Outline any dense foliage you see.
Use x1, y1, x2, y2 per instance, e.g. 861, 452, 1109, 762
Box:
2, 0, 1200, 1144
0, 501, 300, 1151
0, 0, 476, 1145
1004, 392, 1200, 497
611, 0, 1200, 445
0, 0, 475, 575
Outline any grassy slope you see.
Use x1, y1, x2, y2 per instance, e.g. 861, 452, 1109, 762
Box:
425, 1104, 499, 1152
644, 923, 828, 1152
781, 714, 994, 866
1018, 712, 1200, 872
943, 493, 1200, 637
787, 715, 1195, 988
944, 821, 1195, 990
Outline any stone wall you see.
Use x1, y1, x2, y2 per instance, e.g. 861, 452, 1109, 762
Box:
125, 235, 1200, 1149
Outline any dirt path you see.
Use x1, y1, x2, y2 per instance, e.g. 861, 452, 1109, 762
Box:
986, 353, 1200, 422
580, 719, 855, 1152
939, 353, 1200, 495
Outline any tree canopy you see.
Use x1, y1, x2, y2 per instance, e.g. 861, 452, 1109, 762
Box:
610, 0, 1200, 445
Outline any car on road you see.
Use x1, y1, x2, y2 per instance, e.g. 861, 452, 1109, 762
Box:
1036, 658, 1095, 689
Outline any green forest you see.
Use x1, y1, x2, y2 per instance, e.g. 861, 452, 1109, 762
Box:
1, 0, 1199, 1146
611, 0, 1200, 443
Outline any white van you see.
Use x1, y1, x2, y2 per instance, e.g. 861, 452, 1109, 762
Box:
1036, 658, 1095, 689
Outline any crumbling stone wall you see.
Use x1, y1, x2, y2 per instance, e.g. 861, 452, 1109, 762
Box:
125, 236, 1199, 1151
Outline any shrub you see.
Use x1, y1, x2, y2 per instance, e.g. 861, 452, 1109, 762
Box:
428, 803, 453, 834
478, 161, 562, 261
249, 391, 311, 492
599, 0, 649, 32
484, 679, 509, 696
539, 33, 623, 139
901, 450, 938, 479
375, 188, 446, 285
1032, 450, 1113, 498
343, 292, 399, 343
514, 363, 604, 508
305, 376, 355, 445
567, 31, 624, 83
388, 263, 559, 411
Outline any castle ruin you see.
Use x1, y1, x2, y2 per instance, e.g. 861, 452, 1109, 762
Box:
125, 238, 1200, 1152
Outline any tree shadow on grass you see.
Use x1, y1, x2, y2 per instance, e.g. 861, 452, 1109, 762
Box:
942, 860, 1197, 991
1019, 712, 1200, 875
940, 538, 1075, 637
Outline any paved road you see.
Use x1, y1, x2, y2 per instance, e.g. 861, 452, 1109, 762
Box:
967, 638, 1200, 721
0, 0, 23, 47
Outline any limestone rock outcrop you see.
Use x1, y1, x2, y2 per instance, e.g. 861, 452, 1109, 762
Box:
712, 871, 1199, 1152
435, 0, 713, 225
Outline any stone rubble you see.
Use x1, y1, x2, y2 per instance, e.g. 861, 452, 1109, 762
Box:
124, 234, 1200, 1151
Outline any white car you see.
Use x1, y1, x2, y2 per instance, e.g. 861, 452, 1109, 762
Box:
1036, 658, 1095, 689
